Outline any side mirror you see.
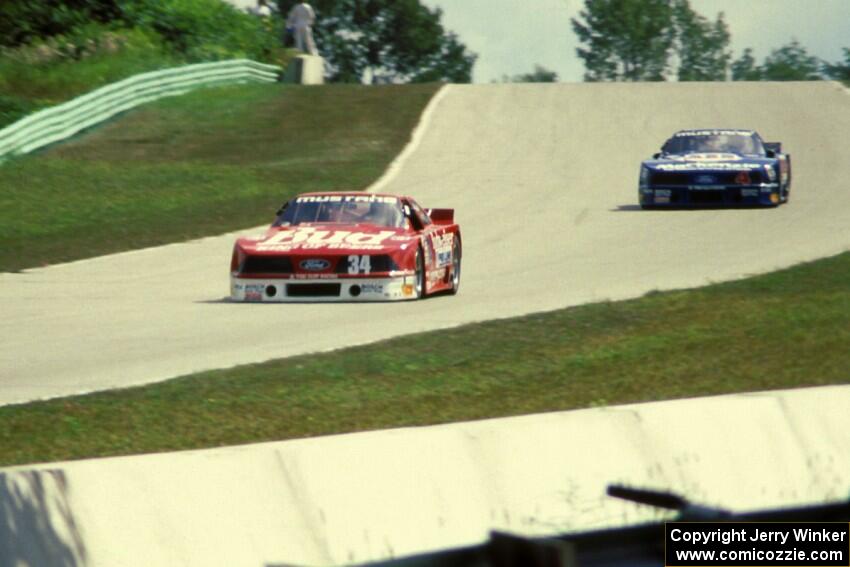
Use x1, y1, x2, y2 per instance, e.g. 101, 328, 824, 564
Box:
403, 204, 423, 231
652, 152, 661, 159
764, 142, 781, 157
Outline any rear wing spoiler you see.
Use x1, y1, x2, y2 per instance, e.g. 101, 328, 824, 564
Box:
426, 208, 454, 225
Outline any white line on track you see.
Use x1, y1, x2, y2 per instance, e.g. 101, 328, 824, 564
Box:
369, 84, 451, 194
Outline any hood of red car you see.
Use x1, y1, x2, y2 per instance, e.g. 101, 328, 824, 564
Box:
237, 224, 415, 255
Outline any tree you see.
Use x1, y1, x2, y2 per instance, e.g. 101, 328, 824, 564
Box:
500, 65, 558, 83
760, 40, 822, 80
732, 40, 823, 81
672, 0, 730, 81
0, 0, 121, 47
122, 0, 280, 62
572, 0, 674, 81
276, 0, 476, 83
824, 48, 850, 82
731, 48, 762, 80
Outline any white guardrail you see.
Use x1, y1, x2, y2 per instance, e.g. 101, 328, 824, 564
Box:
0, 58, 281, 161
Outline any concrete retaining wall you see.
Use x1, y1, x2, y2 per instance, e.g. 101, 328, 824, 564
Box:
2, 385, 848, 566
284, 55, 325, 85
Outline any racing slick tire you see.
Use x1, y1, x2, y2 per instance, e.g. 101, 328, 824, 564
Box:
449, 238, 462, 295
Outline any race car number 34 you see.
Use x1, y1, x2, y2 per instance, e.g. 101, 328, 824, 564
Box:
348, 255, 371, 274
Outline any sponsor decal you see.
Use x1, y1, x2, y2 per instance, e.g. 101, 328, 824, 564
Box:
674, 130, 753, 137
432, 233, 454, 268
256, 227, 395, 251
258, 244, 387, 251
360, 283, 384, 294
299, 259, 330, 271
428, 268, 446, 283
296, 195, 397, 204
391, 235, 415, 241
293, 273, 335, 279
695, 174, 716, 184
245, 291, 262, 301
655, 196, 670, 204
683, 153, 741, 162
245, 284, 265, 292
655, 162, 762, 171
422, 236, 434, 268
655, 189, 671, 197
741, 189, 759, 197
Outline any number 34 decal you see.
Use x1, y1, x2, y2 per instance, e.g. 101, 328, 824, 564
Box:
347, 255, 371, 274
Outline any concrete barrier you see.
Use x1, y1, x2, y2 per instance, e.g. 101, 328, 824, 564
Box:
2, 385, 849, 566
284, 55, 325, 85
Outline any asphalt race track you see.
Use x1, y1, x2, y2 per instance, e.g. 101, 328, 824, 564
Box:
2, 81, 849, 405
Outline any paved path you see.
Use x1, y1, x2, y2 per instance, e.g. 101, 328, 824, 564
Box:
2, 81, 849, 405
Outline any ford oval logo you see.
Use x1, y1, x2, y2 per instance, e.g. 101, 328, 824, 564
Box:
299, 259, 330, 271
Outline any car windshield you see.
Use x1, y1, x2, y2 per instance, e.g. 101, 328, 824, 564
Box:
663, 132, 764, 156
274, 195, 406, 228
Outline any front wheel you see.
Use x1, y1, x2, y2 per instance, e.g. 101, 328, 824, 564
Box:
449, 238, 462, 295
414, 247, 425, 299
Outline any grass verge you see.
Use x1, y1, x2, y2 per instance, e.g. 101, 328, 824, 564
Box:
1, 250, 848, 467
0, 82, 440, 271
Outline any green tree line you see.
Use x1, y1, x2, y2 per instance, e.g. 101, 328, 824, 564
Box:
571, 0, 849, 82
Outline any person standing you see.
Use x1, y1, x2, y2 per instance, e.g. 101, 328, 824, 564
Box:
286, 2, 318, 55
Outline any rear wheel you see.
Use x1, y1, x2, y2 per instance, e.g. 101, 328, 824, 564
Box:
449, 238, 462, 294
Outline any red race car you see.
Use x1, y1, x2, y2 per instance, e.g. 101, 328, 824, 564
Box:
230, 192, 462, 302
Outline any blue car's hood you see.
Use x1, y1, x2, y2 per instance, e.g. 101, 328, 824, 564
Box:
643, 152, 773, 171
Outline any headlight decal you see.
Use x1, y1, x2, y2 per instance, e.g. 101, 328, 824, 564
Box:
764, 163, 777, 181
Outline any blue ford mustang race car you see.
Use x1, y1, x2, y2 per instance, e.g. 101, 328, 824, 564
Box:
639, 129, 791, 208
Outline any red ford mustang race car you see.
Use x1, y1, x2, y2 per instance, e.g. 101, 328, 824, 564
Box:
230, 192, 462, 301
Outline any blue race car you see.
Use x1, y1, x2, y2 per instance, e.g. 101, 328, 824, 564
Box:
638, 129, 791, 208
